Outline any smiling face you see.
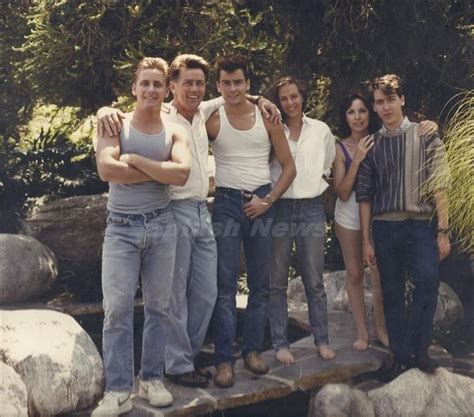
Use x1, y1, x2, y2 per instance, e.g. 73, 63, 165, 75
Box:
216, 69, 250, 105
278, 82, 304, 120
170, 67, 206, 115
373, 89, 405, 131
345, 98, 370, 135
132, 68, 168, 110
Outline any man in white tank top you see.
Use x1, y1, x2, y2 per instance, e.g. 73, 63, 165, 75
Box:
206, 55, 296, 388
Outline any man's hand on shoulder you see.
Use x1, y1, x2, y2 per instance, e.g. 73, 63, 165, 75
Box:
257, 97, 281, 125
97, 107, 126, 137
418, 120, 438, 136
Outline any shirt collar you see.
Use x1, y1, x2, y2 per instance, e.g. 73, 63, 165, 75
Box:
381, 116, 410, 134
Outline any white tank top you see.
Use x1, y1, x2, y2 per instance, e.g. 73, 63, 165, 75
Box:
211, 105, 271, 191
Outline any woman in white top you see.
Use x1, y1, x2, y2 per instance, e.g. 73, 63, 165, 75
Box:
268, 76, 336, 364
334, 91, 437, 350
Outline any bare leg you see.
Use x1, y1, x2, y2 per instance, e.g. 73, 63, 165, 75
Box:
369, 266, 389, 346
335, 222, 369, 350
275, 348, 295, 365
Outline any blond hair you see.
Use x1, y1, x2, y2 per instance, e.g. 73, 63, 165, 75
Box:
133, 57, 169, 84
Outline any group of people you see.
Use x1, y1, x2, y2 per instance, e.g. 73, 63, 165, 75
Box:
93, 53, 450, 416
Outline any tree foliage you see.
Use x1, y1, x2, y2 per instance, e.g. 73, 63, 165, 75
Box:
0, 0, 472, 234
0, 0, 34, 139
20, 0, 289, 114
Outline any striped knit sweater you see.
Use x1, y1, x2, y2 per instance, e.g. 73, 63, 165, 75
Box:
355, 118, 448, 218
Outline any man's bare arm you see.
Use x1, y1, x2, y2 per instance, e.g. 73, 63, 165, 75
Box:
244, 121, 296, 219
205, 111, 220, 142
435, 191, 450, 261
120, 126, 191, 186
95, 133, 151, 184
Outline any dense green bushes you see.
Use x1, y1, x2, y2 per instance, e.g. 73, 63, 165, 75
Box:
0, 0, 472, 242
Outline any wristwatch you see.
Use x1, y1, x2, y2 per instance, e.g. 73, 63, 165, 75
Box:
265, 193, 276, 204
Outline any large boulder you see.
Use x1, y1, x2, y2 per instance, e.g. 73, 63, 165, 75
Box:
21, 194, 107, 300
368, 367, 474, 417
0, 234, 58, 305
308, 383, 374, 417
1, 309, 104, 416
0, 362, 28, 417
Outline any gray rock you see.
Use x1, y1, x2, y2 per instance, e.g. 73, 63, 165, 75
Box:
288, 270, 372, 313
0, 362, 28, 417
434, 282, 464, 331
368, 367, 474, 417
1, 309, 104, 416
308, 383, 375, 417
0, 234, 58, 305
21, 194, 107, 281
289, 271, 465, 331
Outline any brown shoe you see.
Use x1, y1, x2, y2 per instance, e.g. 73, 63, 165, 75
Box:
214, 362, 234, 388
244, 351, 269, 375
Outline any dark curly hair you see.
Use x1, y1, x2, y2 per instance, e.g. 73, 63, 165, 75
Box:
338, 90, 380, 138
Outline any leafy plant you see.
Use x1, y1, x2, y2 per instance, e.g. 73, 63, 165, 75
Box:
421, 90, 474, 252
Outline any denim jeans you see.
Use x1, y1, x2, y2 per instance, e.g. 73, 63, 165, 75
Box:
101, 207, 177, 391
211, 184, 274, 365
165, 199, 217, 375
372, 219, 439, 364
269, 197, 328, 349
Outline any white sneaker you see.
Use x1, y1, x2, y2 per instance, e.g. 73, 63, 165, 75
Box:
91, 391, 132, 416
138, 378, 173, 407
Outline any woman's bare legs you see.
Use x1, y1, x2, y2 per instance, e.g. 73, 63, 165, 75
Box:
369, 266, 389, 346
335, 222, 369, 350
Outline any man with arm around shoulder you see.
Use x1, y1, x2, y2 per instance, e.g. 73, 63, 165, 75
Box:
356, 74, 450, 383
206, 54, 296, 388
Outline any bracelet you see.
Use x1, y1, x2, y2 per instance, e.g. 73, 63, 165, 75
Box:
265, 193, 276, 204
437, 228, 450, 235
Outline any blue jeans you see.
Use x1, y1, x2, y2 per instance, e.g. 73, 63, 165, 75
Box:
212, 184, 274, 365
101, 207, 177, 391
372, 219, 439, 364
269, 197, 329, 349
165, 199, 217, 375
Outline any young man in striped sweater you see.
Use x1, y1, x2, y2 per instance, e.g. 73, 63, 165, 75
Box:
356, 74, 450, 383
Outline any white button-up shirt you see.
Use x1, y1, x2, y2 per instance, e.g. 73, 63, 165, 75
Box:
270, 115, 335, 199
164, 98, 223, 201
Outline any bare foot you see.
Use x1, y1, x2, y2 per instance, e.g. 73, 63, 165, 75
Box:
275, 348, 295, 365
317, 344, 336, 360
353, 338, 369, 351
374, 329, 389, 347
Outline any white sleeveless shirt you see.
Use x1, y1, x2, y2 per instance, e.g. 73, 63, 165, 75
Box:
211, 105, 271, 191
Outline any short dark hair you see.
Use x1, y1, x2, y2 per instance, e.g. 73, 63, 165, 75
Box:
369, 74, 404, 98
338, 90, 380, 137
267, 76, 308, 123
169, 54, 210, 82
216, 54, 249, 80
